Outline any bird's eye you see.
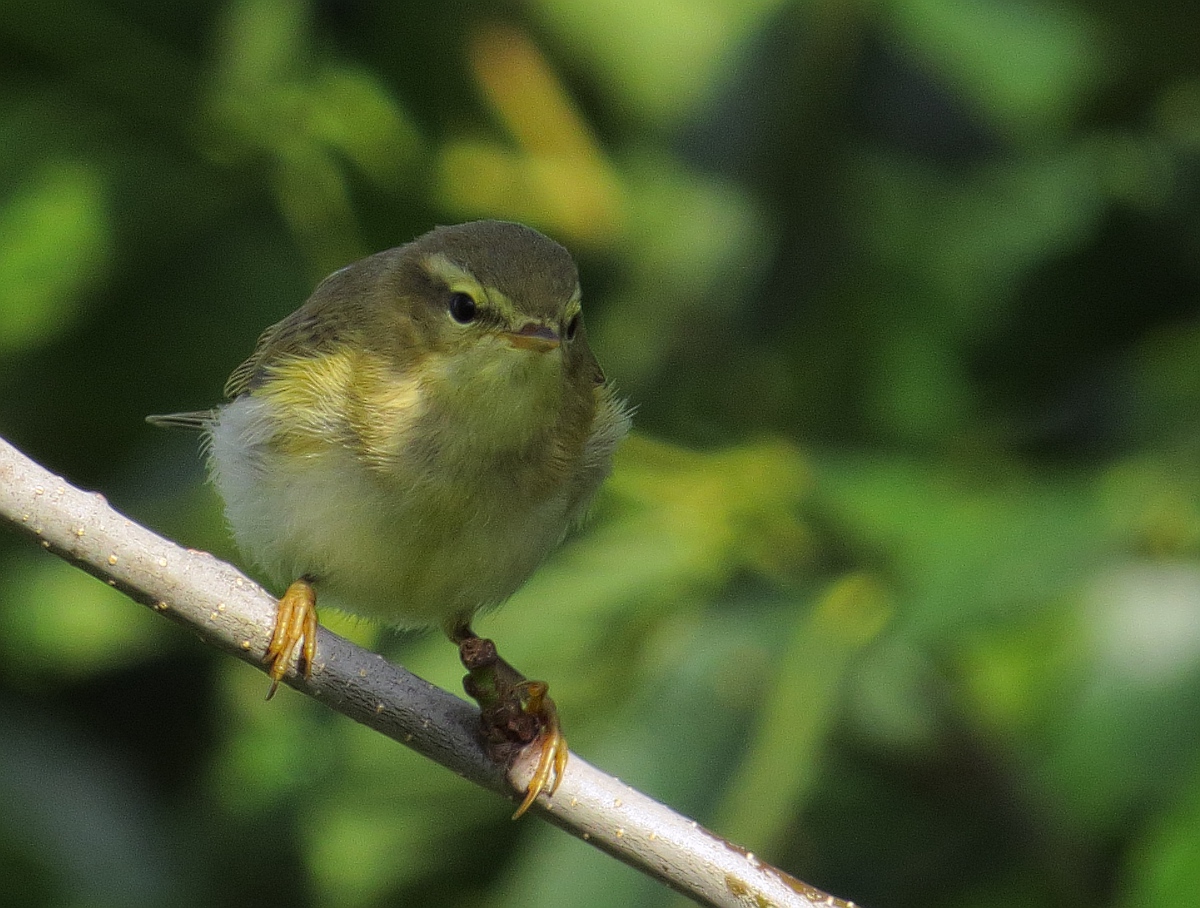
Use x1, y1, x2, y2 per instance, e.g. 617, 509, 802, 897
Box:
448, 292, 477, 324
565, 314, 580, 342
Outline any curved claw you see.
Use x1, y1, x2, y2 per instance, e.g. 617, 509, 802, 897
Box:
453, 630, 569, 818
512, 681, 568, 819
264, 578, 319, 699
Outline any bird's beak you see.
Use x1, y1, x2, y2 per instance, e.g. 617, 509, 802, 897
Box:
504, 323, 561, 352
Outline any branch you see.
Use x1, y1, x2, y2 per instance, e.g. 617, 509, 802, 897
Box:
0, 435, 856, 908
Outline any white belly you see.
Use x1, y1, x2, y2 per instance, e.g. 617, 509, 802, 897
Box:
206, 395, 579, 627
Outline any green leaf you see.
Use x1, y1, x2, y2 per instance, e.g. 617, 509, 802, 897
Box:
0, 162, 110, 351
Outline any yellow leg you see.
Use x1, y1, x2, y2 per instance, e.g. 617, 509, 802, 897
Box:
264, 577, 319, 699
451, 624, 569, 818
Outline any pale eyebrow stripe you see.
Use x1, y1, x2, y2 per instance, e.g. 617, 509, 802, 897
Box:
421, 253, 478, 288
420, 252, 527, 320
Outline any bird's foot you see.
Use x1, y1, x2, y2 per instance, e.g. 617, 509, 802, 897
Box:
457, 634, 567, 818
264, 576, 319, 699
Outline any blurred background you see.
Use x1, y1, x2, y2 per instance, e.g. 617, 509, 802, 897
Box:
2, 0, 1199, 906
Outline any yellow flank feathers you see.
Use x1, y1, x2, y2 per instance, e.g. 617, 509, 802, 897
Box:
196, 220, 628, 630
254, 350, 359, 456
168, 221, 633, 819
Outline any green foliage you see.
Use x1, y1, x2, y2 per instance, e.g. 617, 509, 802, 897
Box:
0, 161, 111, 352
2, 1, 1199, 907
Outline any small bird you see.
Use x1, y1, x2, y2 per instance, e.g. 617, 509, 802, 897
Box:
150, 220, 630, 816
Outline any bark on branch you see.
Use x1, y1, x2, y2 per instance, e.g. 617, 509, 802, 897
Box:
0, 434, 856, 908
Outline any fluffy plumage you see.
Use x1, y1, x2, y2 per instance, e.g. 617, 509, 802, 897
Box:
156, 220, 630, 631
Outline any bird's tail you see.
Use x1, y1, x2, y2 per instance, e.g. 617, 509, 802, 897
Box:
145, 410, 216, 431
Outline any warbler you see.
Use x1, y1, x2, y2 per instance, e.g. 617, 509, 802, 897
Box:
150, 220, 630, 816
